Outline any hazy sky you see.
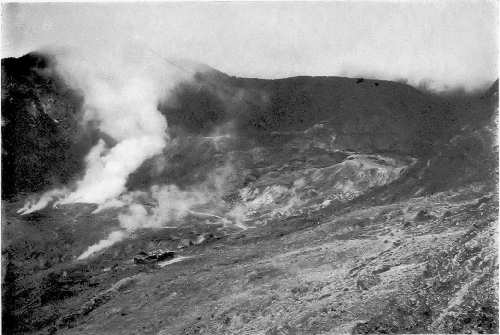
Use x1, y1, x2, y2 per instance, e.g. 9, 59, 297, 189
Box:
2, 1, 498, 91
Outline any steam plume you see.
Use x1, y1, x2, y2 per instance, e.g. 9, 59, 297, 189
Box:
54, 47, 176, 204
17, 188, 68, 215
18, 45, 190, 213
77, 162, 237, 259
77, 230, 127, 260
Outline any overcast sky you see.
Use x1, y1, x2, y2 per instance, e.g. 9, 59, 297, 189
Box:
2, 1, 498, 91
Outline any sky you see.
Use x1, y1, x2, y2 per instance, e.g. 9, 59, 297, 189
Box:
2, 1, 498, 91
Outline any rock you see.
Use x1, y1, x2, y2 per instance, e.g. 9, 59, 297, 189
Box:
373, 264, 391, 274
356, 272, 381, 290
403, 220, 412, 228
474, 196, 491, 208
193, 233, 218, 245
442, 210, 453, 218
266, 323, 299, 335
177, 239, 193, 249
414, 209, 437, 222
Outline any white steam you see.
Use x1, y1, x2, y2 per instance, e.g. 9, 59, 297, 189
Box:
17, 188, 68, 215
54, 48, 176, 204
18, 46, 190, 214
76, 163, 237, 259
118, 163, 236, 231
77, 230, 127, 260
59, 136, 164, 204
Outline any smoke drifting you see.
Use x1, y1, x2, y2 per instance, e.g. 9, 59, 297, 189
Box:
16, 46, 248, 258
77, 162, 238, 259
17, 188, 68, 215
14, 46, 249, 258
17, 46, 190, 214
53, 47, 180, 204
77, 230, 127, 260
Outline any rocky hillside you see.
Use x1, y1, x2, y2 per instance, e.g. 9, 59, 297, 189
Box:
2, 52, 476, 197
1, 53, 98, 199
1, 52, 498, 335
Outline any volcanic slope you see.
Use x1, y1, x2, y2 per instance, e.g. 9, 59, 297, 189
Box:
1, 52, 498, 334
